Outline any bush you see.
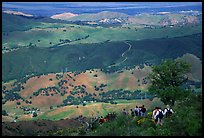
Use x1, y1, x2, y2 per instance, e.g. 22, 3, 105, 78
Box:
2, 110, 8, 116
89, 93, 202, 136
33, 112, 38, 117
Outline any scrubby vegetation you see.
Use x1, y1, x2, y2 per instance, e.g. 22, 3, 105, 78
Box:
37, 92, 201, 136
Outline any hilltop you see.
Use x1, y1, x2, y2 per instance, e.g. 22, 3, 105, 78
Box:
52, 11, 130, 22
51, 12, 78, 20
3, 10, 34, 17
50, 10, 201, 25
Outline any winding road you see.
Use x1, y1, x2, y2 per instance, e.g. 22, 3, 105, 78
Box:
108, 41, 132, 68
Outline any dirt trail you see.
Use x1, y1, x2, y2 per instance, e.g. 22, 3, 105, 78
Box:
108, 41, 132, 68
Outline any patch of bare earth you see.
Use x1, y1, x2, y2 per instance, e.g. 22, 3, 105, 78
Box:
73, 70, 108, 94
113, 73, 126, 88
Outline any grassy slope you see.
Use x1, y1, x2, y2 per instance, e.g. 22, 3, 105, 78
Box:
2, 13, 41, 32
2, 66, 151, 102
2, 65, 152, 122
2, 22, 202, 49
5, 98, 163, 122
2, 51, 201, 122
177, 53, 202, 82
122, 33, 202, 66
2, 34, 202, 82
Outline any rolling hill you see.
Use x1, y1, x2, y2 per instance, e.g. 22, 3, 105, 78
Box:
2, 34, 202, 82
2, 12, 41, 32
2, 11, 202, 51
2, 51, 201, 122
50, 11, 201, 26
56, 11, 130, 22
2, 9, 202, 124
2, 3, 202, 136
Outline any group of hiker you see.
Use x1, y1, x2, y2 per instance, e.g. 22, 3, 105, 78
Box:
75, 104, 174, 132
123, 105, 147, 117
99, 112, 117, 125
122, 104, 174, 126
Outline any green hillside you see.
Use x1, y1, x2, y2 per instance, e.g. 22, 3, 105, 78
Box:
2, 21, 202, 50
2, 34, 202, 82
2, 13, 42, 32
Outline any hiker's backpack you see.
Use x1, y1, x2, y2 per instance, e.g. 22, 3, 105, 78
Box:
166, 108, 172, 118
135, 110, 138, 116
157, 110, 164, 119
141, 107, 146, 113
135, 108, 139, 116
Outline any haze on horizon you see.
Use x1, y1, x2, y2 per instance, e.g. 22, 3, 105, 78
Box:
2, 2, 202, 16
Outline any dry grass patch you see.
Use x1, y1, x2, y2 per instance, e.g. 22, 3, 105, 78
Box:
31, 94, 64, 107
21, 74, 57, 98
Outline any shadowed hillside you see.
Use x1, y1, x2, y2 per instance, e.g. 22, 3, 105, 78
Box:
2, 34, 202, 82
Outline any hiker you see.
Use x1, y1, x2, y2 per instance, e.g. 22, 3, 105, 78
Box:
152, 107, 164, 126
138, 106, 142, 116
134, 106, 140, 116
112, 112, 117, 120
105, 113, 110, 122
108, 112, 113, 120
122, 108, 129, 115
99, 116, 105, 124
163, 105, 174, 118
105, 115, 110, 122
130, 108, 135, 117
140, 105, 146, 117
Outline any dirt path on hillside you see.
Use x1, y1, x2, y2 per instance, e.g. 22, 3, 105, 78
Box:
108, 41, 132, 68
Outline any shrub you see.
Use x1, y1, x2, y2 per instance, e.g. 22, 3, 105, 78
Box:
2, 110, 8, 116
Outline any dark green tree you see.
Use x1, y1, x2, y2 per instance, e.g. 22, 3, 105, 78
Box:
33, 112, 38, 117
2, 110, 8, 116
148, 59, 191, 106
